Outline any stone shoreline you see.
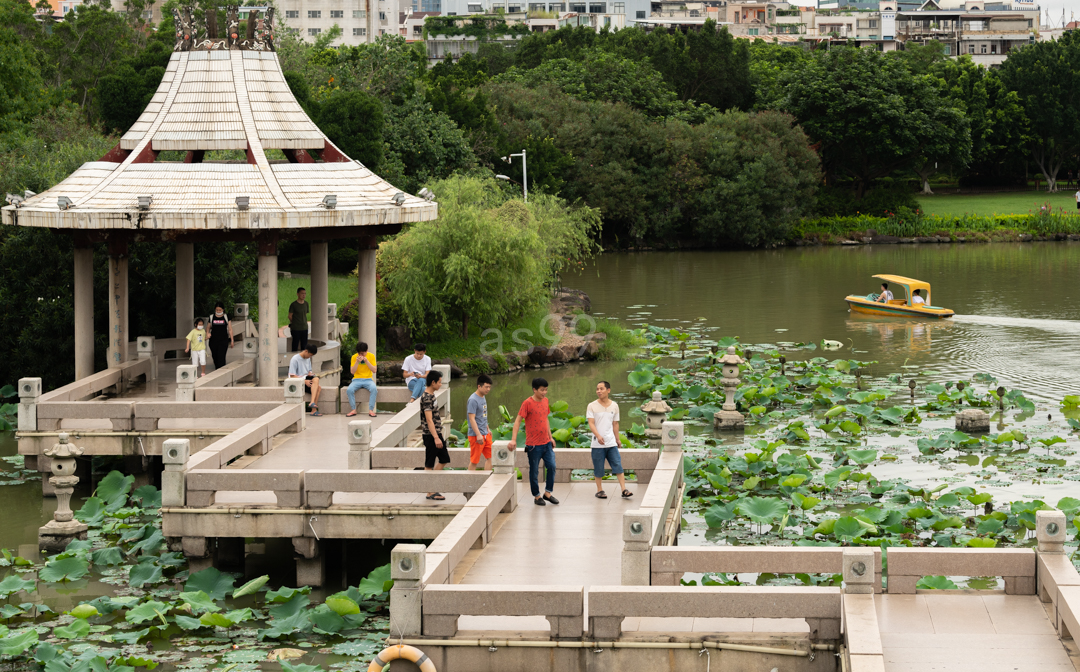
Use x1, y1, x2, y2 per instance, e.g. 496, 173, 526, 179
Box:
791, 230, 1080, 247
373, 288, 607, 381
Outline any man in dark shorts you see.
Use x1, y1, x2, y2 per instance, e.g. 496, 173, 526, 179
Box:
421, 370, 449, 500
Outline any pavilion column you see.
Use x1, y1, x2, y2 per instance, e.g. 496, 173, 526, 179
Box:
74, 244, 94, 380
176, 242, 194, 339
257, 239, 279, 387
107, 239, 129, 367
357, 237, 377, 352
310, 241, 328, 342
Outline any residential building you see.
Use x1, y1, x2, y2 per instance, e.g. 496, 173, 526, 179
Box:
276, 0, 401, 45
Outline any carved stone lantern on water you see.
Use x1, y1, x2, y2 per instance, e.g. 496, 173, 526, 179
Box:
713, 346, 745, 430
641, 391, 671, 443
38, 433, 88, 552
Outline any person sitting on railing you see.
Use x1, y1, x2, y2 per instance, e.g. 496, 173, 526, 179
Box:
402, 343, 431, 403
289, 344, 322, 416
346, 342, 377, 418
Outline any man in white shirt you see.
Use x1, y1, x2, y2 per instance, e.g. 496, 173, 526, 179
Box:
402, 343, 432, 402
912, 289, 926, 305
288, 344, 322, 415
874, 282, 894, 304
587, 381, 632, 499
1075, 189, 1079, 211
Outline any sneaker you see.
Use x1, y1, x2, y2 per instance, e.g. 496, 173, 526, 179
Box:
534, 497, 546, 506
543, 494, 560, 505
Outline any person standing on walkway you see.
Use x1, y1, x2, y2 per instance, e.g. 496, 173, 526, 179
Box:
421, 370, 449, 501
346, 342, 377, 417
207, 302, 233, 370
402, 344, 431, 402
289, 344, 322, 416
467, 374, 494, 471
185, 318, 208, 377
1075, 186, 1080, 211
510, 377, 559, 506
587, 381, 631, 499
288, 287, 309, 352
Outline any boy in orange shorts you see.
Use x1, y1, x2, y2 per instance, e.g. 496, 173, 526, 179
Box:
467, 374, 494, 470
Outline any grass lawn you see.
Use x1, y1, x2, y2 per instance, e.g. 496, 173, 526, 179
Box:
917, 191, 1077, 218
276, 274, 354, 327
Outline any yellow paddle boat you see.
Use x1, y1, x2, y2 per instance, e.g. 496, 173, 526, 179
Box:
845, 275, 954, 319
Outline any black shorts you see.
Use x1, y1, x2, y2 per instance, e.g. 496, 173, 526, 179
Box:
423, 434, 450, 468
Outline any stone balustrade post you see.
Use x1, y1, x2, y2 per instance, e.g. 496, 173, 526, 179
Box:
17, 377, 41, 432
622, 509, 653, 585
175, 365, 196, 402
660, 420, 684, 456
433, 364, 451, 412
347, 420, 372, 470
1037, 510, 1066, 554
137, 336, 157, 381
284, 378, 306, 432
161, 438, 190, 507
843, 548, 876, 594
492, 441, 518, 512
389, 544, 426, 637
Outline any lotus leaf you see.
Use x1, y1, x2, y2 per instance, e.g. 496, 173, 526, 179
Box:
309, 604, 345, 633
1057, 497, 1080, 513
130, 485, 162, 509
90, 547, 123, 566
832, 517, 866, 538
125, 600, 169, 625
738, 497, 787, 525
0, 575, 35, 597
173, 615, 203, 630
742, 476, 761, 490
976, 518, 1004, 535
704, 502, 737, 528
128, 562, 162, 588
781, 475, 807, 488
916, 576, 958, 589
838, 420, 862, 435
54, 619, 90, 639
184, 567, 235, 600
0, 628, 37, 655
550, 400, 569, 413
846, 450, 877, 465
74, 497, 106, 525
179, 590, 221, 614
69, 604, 98, 619
791, 493, 821, 510
935, 494, 960, 508
266, 586, 311, 603
109, 627, 149, 644
966, 493, 993, 506
966, 537, 997, 548
905, 507, 933, 520
39, 557, 89, 582
233, 574, 269, 598
279, 662, 323, 672
199, 612, 235, 628
95, 471, 135, 511
325, 594, 360, 616
356, 563, 394, 597
931, 516, 964, 531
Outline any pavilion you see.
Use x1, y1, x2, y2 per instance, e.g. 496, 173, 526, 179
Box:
1, 6, 436, 386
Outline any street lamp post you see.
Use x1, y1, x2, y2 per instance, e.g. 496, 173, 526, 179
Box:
497, 149, 527, 201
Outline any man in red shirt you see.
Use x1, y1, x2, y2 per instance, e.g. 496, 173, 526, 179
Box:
510, 377, 559, 506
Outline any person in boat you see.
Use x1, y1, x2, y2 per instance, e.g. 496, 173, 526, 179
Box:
874, 282, 894, 303
912, 289, 926, 305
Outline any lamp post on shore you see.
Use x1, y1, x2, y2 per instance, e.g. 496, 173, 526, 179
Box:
496, 149, 527, 201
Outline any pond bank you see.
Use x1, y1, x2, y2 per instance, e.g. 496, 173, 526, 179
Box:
370, 288, 641, 381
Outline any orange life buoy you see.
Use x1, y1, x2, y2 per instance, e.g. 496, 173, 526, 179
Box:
368, 644, 436, 672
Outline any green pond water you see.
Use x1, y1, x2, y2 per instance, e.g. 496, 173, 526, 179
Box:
3, 242, 1080, 665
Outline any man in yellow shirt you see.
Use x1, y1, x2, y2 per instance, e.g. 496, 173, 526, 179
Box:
346, 342, 378, 417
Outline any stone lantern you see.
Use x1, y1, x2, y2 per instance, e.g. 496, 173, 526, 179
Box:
713, 346, 745, 430
38, 433, 88, 552
640, 391, 671, 442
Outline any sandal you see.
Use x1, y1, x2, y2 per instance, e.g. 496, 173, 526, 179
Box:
309, 405, 322, 417
622, 489, 634, 498
345, 410, 358, 417
595, 491, 608, 499
426, 493, 445, 500
368, 411, 377, 417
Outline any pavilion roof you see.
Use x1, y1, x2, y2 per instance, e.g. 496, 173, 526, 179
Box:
2, 11, 436, 233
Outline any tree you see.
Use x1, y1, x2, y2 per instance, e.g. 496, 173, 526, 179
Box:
96, 40, 171, 133
379, 176, 546, 338
998, 32, 1080, 192
0, 0, 51, 136
379, 94, 477, 195
747, 40, 810, 112
316, 90, 384, 170
782, 46, 969, 199
691, 110, 821, 246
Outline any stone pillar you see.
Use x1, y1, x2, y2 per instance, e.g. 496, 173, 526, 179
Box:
621, 509, 653, 586
176, 242, 194, 339
1037, 510, 1066, 554
74, 244, 94, 380
257, 240, 278, 387
161, 438, 189, 507
492, 441, 517, 512
433, 364, 451, 411
176, 365, 196, 402
310, 241, 329, 342
389, 544, 425, 636
17, 378, 41, 432
843, 548, 875, 595
347, 420, 372, 470
137, 336, 157, 382
294, 538, 323, 587
357, 239, 377, 353
107, 239, 129, 367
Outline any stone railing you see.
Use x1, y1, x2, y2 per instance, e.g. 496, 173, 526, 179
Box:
651, 546, 883, 590
886, 547, 1035, 594
183, 404, 304, 472
420, 584, 585, 639
621, 422, 684, 585
370, 446, 660, 483
28, 399, 285, 432
303, 470, 492, 508
191, 357, 257, 390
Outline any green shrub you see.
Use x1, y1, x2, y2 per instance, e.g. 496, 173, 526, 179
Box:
491, 352, 508, 373
462, 357, 492, 375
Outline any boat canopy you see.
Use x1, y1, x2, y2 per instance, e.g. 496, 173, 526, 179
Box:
872, 274, 931, 306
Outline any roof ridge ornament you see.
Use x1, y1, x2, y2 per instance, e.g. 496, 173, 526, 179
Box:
173, 5, 275, 52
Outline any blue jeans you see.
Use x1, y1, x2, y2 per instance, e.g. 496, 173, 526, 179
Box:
347, 378, 377, 412
406, 377, 425, 399
591, 446, 623, 479
525, 442, 556, 498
